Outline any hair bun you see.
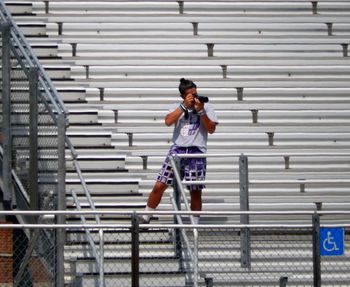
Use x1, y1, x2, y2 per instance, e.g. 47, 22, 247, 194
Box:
180, 78, 186, 84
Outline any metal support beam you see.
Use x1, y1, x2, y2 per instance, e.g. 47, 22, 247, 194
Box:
312, 213, 321, 287
71, 43, 77, 57
279, 276, 288, 287
236, 87, 244, 101
267, 132, 274, 146
192, 22, 198, 36
127, 132, 133, 147
239, 154, 251, 269
178, 1, 184, 14
131, 213, 140, 287
221, 65, 227, 79
341, 44, 348, 57
56, 113, 66, 287
205, 277, 214, 287
311, 1, 318, 14
284, 156, 290, 169
207, 43, 214, 57
141, 156, 148, 170
99, 87, 105, 101
1, 24, 12, 202
326, 23, 333, 36
251, 109, 258, 124
29, 67, 39, 210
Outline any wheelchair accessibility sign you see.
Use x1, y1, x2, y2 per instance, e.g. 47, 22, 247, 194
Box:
320, 227, 344, 256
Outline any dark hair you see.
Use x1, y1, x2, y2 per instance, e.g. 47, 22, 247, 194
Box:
178, 78, 196, 96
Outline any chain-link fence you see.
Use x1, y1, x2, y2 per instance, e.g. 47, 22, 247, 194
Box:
1, 211, 349, 287
0, 4, 68, 285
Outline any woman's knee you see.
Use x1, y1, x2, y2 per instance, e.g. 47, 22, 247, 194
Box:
152, 181, 168, 195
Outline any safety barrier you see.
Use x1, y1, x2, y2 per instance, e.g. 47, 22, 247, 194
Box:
0, 3, 102, 285
0, 210, 349, 287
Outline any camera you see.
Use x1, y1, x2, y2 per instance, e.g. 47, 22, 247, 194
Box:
193, 93, 209, 103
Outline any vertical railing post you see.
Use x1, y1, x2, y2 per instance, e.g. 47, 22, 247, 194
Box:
29, 67, 39, 210
1, 24, 12, 203
99, 229, 105, 287
56, 113, 66, 287
279, 276, 288, 287
131, 213, 140, 287
312, 213, 321, 287
172, 155, 184, 270
239, 154, 251, 269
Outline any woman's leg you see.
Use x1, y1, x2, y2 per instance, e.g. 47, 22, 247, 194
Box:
190, 189, 202, 224
147, 181, 168, 209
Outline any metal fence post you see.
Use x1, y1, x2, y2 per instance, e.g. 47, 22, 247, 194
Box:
1, 23, 12, 203
205, 277, 214, 287
99, 229, 105, 287
131, 213, 140, 287
239, 154, 251, 269
56, 113, 66, 287
312, 213, 321, 287
279, 276, 288, 287
29, 67, 39, 210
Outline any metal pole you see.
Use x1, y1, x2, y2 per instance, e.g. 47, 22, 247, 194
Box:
205, 277, 214, 287
56, 113, 66, 287
1, 24, 12, 203
239, 154, 251, 269
279, 276, 288, 287
312, 213, 321, 287
99, 229, 105, 287
29, 67, 39, 210
193, 228, 198, 287
131, 213, 140, 287
172, 155, 184, 270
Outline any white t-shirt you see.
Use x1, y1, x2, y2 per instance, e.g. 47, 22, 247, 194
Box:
169, 103, 219, 152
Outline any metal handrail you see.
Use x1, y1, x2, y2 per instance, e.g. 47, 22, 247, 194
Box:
1, 210, 350, 216
71, 191, 104, 287
174, 152, 350, 158
170, 154, 200, 287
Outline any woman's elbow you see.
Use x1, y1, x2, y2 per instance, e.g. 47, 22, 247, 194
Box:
165, 118, 172, 126
208, 125, 216, 134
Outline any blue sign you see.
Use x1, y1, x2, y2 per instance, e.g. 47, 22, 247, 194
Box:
320, 227, 344, 256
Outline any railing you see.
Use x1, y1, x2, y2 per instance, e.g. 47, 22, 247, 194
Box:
0, 210, 349, 287
170, 154, 199, 286
169, 151, 350, 285
0, 2, 104, 286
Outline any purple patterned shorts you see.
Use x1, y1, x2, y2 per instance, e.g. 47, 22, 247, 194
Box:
156, 146, 206, 191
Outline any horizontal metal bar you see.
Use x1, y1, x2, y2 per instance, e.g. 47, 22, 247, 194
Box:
0, 210, 350, 216
0, 223, 316, 229
175, 152, 350, 158
1, 223, 349, 229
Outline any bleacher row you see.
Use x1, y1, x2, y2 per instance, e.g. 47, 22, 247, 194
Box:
5, 1, 350, 286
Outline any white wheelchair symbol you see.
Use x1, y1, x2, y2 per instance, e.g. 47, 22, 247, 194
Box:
323, 231, 339, 252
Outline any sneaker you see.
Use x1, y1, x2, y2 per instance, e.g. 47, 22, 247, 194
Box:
138, 215, 150, 225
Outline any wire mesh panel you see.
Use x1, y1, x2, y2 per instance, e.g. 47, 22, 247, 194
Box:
12, 227, 56, 287
0, 6, 67, 285
321, 226, 350, 285
138, 227, 190, 287
9, 48, 61, 210
10, 48, 31, 190
188, 225, 350, 287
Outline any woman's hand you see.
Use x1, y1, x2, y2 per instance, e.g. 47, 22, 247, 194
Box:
194, 97, 204, 112
183, 92, 195, 109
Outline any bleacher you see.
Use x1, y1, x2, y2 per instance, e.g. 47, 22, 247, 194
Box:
5, 0, 350, 286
